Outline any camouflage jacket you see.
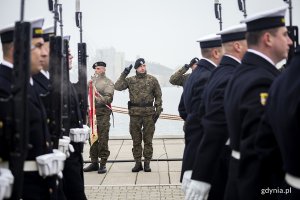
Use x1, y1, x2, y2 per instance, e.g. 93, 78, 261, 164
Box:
169, 66, 191, 87
114, 71, 162, 116
91, 73, 114, 115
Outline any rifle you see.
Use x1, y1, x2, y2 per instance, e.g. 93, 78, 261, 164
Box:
283, 0, 299, 65
48, 36, 63, 149
75, 0, 88, 124
48, 0, 72, 147
61, 37, 71, 137
214, 0, 222, 30
237, 0, 247, 18
10, 0, 31, 198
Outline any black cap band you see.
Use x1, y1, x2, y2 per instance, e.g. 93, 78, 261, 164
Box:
247, 16, 285, 32
32, 28, 43, 38
0, 30, 14, 43
200, 39, 222, 48
221, 31, 246, 43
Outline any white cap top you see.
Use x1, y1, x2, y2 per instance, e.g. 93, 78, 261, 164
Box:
31, 18, 44, 29
241, 6, 287, 24
241, 6, 287, 32
217, 24, 246, 35
43, 26, 54, 34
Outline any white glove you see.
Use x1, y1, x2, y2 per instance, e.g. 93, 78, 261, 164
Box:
181, 170, 193, 194
58, 136, 74, 157
185, 180, 211, 200
36, 150, 66, 177
69, 126, 89, 143
0, 168, 14, 199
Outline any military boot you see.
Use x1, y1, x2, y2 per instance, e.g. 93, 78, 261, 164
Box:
83, 162, 99, 172
131, 162, 143, 172
144, 161, 151, 172
98, 164, 107, 174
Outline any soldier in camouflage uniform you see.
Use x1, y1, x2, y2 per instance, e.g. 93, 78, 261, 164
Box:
115, 58, 162, 172
169, 57, 199, 87
83, 61, 114, 174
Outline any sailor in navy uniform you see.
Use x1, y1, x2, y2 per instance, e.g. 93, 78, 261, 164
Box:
180, 34, 223, 193
223, 6, 292, 200
23, 18, 65, 200
61, 35, 87, 200
33, 26, 53, 96
185, 24, 248, 200
256, 46, 300, 200
0, 24, 16, 199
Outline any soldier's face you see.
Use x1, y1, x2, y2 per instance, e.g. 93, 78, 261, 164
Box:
270, 27, 292, 63
41, 41, 49, 71
136, 64, 146, 73
95, 66, 106, 74
68, 49, 73, 70
31, 38, 47, 75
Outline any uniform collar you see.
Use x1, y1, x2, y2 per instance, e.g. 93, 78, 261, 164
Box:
248, 49, 275, 66
224, 54, 241, 64
40, 69, 49, 79
30, 77, 34, 85
1, 59, 13, 69
202, 58, 217, 67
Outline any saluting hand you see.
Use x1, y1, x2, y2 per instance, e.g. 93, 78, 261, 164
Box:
123, 64, 133, 75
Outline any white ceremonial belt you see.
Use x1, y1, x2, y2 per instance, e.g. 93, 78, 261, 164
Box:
231, 150, 240, 160
0, 161, 9, 169
285, 173, 300, 190
23, 161, 38, 172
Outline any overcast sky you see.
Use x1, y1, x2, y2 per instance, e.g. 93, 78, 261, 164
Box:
0, 0, 299, 69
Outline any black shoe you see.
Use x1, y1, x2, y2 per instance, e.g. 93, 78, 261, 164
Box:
98, 165, 107, 174
132, 162, 143, 172
144, 161, 151, 172
83, 163, 99, 172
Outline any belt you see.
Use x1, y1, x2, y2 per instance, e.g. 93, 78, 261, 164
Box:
23, 161, 38, 172
1, 161, 38, 171
0, 161, 9, 169
129, 102, 153, 107
231, 150, 240, 160
285, 173, 300, 190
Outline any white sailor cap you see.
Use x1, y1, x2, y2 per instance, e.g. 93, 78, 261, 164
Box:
196, 34, 222, 49
217, 24, 246, 43
31, 18, 44, 38
241, 6, 287, 32
43, 26, 54, 42
63, 35, 71, 41
0, 24, 15, 44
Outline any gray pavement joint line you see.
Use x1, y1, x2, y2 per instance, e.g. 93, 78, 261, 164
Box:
163, 139, 171, 184
100, 139, 125, 185
157, 138, 168, 200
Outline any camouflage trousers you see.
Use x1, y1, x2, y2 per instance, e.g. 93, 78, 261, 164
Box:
129, 115, 155, 162
90, 114, 110, 165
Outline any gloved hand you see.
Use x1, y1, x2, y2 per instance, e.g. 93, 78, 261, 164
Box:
123, 64, 133, 75
185, 180, 211, 200
183, 64, 189, 70
181, 170, 193, 194
189, 57, 199, 67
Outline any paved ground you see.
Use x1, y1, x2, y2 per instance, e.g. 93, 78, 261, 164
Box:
83, 137, 185, 200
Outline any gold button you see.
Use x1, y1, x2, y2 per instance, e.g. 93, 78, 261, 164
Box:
46, 142, 50, 147
49, 188, 53, 194
0, 121, 3, 128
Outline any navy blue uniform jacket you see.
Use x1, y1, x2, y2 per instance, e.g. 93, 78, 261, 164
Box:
224, 51, 280, 199
192, 56, 239, 182
180, 59, 215, 181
